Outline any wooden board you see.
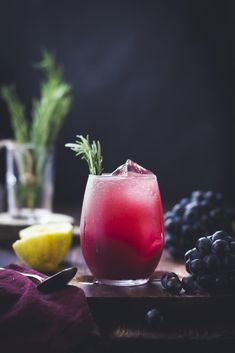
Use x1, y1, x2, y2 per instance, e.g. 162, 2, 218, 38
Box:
68, 250, 235, 349
73, 277, 235, 353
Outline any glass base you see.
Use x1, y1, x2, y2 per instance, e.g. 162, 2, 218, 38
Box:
97, 278, 149, 286
9, 208, 51, 223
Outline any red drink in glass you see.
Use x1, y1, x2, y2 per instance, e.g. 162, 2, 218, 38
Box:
80, 173, 164, 286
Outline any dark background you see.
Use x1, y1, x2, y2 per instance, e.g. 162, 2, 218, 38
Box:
0, 0, 234, 209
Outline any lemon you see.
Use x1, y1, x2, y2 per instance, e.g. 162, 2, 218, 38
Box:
13, 223, 73, 272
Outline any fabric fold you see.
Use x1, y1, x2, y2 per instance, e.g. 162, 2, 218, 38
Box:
0, 264, 96, 353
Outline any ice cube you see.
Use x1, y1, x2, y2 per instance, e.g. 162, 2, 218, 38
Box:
112, 159, 153, 176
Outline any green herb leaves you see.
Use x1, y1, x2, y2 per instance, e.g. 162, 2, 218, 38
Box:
1, 50, 72, 147
0, 86, 28, 143
31, 51, 72, 147
65, 135, 103, 175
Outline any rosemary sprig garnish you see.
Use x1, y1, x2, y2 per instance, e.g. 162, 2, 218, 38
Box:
65, 135, 103, 175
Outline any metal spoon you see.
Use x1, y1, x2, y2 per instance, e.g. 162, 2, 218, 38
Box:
0, 267, 78, 293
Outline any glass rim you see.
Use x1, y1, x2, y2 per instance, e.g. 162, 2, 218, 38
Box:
88, 173, 157, 179
7, 141, 54, 151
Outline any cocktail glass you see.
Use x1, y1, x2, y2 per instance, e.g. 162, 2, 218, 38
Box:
80, 172, 164, 286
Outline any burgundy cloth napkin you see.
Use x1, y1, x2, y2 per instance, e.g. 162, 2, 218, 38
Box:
0, 264, 96, 353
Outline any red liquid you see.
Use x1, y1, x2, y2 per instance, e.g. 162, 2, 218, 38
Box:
80, 174, 164, 281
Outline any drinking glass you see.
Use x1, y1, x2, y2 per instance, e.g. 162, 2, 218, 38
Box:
80, 173, 164, 286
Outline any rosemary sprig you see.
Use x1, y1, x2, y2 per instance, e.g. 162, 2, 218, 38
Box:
65, 135, 103, 175
1, 50, 72, 147
0, 86, 28, 143
31, 51, 72, 147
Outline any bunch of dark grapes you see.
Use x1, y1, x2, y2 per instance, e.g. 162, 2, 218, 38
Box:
164, 191, 235, 259
161, 231, 235, 294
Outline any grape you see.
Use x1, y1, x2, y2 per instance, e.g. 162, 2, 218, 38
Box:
184, 248, 201, 261
164, 233, 178, 248
145, 309, 163, 327
181, 224, 192, 237
204, 191, 216, 207
200, 201, 209, 213
221, 256, 231, 270
211, 231, 230, 242
161, 272, 177, 289
164, 191, 235, 260
164, 212, 173, 221
165, 219, 176, 233
172, 204, 184, 216
166, 277, 182, 294
181, 275, 197, 292
183, 209, 198, 224
196, 237, 212, 255
211, 240, 230, 256
203, 254, 220, 273
191, 191, 204, 202
189, 259, 205, 275
161, 272, 182, 294
180, 198, 189, 207
210, 208, 223, 221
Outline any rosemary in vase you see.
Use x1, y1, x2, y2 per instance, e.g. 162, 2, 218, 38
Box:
1, 51, 72, 210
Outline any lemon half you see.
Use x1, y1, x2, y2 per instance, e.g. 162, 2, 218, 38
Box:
13, 223, 73, 272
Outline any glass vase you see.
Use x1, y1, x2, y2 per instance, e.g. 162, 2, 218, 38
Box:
4, 141, 54, 221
